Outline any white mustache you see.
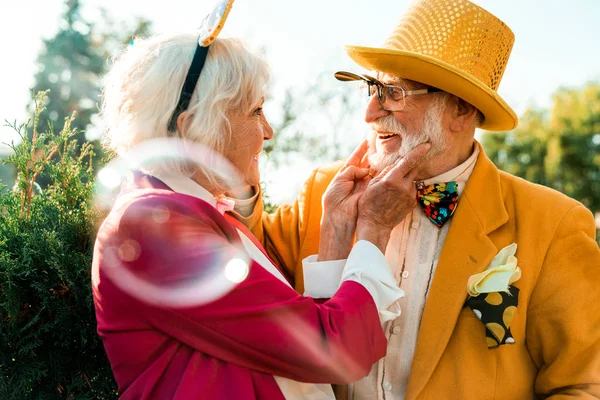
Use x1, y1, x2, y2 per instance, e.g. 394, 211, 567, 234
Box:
370, 115, 407, 134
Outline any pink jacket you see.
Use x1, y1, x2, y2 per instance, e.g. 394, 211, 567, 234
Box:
92, 174, 386, 399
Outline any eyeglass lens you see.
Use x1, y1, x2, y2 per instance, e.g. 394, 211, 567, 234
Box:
365, 82, 405, 110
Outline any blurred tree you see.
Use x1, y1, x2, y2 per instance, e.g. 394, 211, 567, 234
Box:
29, 0, 103, 145
481, 108, 549, 186
482, 82, 600, 239
260, 73, 363, 211
263, 73, 364, 166
27, 0, 152, 158
547, 83, 600, 213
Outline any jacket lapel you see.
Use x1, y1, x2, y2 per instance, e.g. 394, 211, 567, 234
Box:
406, 143, 509, 399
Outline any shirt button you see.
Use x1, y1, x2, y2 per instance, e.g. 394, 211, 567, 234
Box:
391, 326, 401, 335
402, 270, 410, 279
384, 381, 393, 391
411, 221, 420, 229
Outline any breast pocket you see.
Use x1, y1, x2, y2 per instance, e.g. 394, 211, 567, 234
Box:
425, 306, 498, 400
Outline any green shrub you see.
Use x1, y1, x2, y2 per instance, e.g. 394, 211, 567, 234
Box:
0, 91, 117, 399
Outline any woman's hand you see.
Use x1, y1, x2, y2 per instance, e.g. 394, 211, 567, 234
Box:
322, 140, 371, 220
319, 140, 372, 261
356, 142, 431, 254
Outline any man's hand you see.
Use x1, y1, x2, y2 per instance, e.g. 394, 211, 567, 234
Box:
356, 142, 431, 254
319, 140, 372, 261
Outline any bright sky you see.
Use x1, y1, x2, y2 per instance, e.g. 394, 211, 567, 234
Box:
1, 0, 600, 202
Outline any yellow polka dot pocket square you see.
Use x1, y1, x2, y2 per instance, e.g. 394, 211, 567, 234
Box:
465, 243, 521, 349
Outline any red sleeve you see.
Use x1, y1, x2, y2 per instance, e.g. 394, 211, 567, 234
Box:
109, 192, 386, 384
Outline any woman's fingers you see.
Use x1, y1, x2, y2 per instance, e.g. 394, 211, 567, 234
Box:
405, 164, 421, 183
340, 165, 370, 181
369, 165, 392, 185
344, 140, 370, 168
359, 150, 371, 169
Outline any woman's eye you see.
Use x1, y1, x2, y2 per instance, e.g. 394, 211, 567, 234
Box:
254, 107, 263, 116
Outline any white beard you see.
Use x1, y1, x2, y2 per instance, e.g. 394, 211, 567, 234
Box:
367, 96, 447, 171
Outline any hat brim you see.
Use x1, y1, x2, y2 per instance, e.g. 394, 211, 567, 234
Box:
345, 45, 518, 131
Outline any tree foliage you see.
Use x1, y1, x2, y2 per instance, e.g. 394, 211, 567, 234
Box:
0, 91, 117, 399
263, 73, 364, 166
260, 74, 363, 210
28, 0, 152, 156
481, 82, 600, 239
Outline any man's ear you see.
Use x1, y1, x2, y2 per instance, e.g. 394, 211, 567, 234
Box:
449, 96, 478, 133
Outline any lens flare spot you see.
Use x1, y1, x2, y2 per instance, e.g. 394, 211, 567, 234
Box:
224, 258, 249, 283
93, 138, 249, 306
97, 167, 122, 189
118, 240, 141, 262
152, 205, 170, 224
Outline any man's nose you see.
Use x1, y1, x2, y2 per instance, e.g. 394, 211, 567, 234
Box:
364, 94, 390, 123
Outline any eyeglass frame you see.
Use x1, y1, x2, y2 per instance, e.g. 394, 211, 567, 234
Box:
363, 78, 443, 112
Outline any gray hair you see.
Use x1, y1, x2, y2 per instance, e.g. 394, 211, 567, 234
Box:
101, 33, 270, 177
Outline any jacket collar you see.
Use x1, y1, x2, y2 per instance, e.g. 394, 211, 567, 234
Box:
406, 141, 509, 399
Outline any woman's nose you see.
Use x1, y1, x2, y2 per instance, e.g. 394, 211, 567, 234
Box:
263, 120, 274, 140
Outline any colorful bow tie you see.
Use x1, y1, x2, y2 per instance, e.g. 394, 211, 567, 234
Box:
416, 181, 458, 228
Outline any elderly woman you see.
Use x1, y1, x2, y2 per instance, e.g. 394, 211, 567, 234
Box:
93, 32, 426, 400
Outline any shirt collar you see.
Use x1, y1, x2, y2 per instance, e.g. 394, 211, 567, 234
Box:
422, 141, 480, 197
150, 172, 218, 208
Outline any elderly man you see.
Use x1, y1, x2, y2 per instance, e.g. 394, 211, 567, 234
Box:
230, 0, 600, 398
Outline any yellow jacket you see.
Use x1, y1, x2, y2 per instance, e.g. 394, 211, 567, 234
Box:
237, 142, 600, 399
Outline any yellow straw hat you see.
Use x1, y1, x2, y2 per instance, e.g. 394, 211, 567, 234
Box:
343, 0, 517, 131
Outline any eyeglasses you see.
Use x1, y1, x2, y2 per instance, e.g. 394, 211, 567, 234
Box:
361, 79, 442, 112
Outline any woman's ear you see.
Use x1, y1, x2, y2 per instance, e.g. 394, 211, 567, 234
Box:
449, 96, 478, 133
176, 112, 189, 136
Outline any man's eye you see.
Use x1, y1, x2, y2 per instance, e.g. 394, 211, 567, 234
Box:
388, 87, 403, 100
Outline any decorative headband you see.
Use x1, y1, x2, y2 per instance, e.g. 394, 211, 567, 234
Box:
167, 0, 235, 131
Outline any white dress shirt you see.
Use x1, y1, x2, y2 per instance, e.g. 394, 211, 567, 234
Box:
150, 172, 404, 400
302, 144, 480, 400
